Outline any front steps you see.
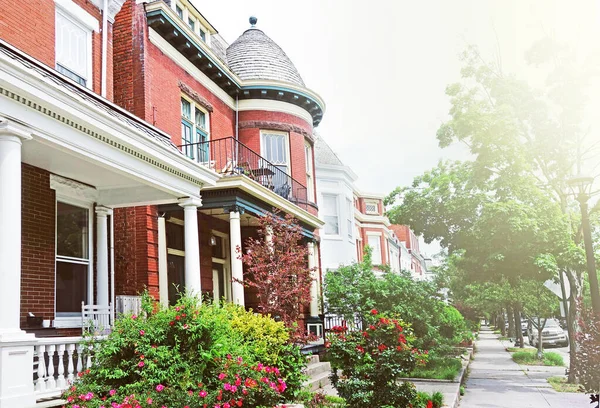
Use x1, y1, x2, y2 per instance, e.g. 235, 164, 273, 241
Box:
304, 354, 333, 392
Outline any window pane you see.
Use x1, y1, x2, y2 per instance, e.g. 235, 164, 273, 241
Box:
322, 194, 337, 215
56, 261, 88, 313
176, 5, 183, 18
166, 222, 185, 251
57, 202, 88, 259
368, 236, 382, 264
195, 109, 206, 129
181, 98, 191, 119
55, 12, 88, 79
199, 30, 206, 42
188, 17, 195, 30
324, 216, 339, 235
262, 133, 287, 165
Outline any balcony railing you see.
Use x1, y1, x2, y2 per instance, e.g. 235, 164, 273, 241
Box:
180, 137, 308, 209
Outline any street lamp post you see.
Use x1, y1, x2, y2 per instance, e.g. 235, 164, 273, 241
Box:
568, 175, 600, 314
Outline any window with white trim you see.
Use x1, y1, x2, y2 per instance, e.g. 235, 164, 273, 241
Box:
305, 142, 314, 202
261, 131, 291, 197
365, 200, 379, 215
346, 198, 353, 240
367, 235, 382, 265
174, 1, 210, 44
322, 194, 340, 235
55, 7, 92, 87
181, 96, 210, 162
56, 201, 90, 316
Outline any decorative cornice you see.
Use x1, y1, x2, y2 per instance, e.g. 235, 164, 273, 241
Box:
50, 174, 99, 202
238, 120, 313, 142
89, 0, 127, 23
224, 204, 245, 215
178, 81, 214, 113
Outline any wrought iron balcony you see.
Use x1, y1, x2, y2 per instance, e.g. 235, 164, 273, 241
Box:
180, 137, 308, 209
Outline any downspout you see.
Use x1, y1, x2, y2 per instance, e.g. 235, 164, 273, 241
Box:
110, 212, 115, 325
101, 0, 109, 97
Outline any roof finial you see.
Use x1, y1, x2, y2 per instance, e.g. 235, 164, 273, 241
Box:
249, 16, 257, 27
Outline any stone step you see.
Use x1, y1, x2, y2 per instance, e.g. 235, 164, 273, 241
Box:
305, 361, 331, 377
305, 369, 332, 391
306, 354, 320, 365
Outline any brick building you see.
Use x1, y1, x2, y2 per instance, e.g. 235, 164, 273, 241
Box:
0, 1, 325, 406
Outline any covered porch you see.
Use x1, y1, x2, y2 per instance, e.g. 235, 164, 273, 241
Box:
0, 41, 219, 407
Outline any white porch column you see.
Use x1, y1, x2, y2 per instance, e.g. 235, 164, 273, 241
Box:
0, 119, 36, 408
178, 197, 202, 295
95, 206, 112, 307
157, 215, 169, 308
308, 241, 319, 317
229, 208, 245, 306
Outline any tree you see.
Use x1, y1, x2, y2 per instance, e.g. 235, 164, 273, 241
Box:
240, 212, 315, 341
519, 280, 560, 354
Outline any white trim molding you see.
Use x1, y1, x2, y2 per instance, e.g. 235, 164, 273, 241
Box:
55, 0, 100, 32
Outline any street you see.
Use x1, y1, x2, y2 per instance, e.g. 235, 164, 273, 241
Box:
459, 327, 589, 408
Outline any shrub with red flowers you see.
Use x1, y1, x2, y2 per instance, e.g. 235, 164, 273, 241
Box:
61, 293, 306, 408
326, 310, 430, 407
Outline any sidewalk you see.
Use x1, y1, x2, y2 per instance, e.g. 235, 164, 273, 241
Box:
459, 326, 588, 408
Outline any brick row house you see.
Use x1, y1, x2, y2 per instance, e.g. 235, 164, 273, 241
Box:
0, 0, 325, 406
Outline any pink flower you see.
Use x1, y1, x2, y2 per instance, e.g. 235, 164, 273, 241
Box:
138, 361, 145, 368
146, 398, 153, 404
131, 314, 137, 320
155, 384, 164, 392
139, 330, 145, 335
218, 373, 226, 380
109, 389, 116, 396
198, 390, 208, 398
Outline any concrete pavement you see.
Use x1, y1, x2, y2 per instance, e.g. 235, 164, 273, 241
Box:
459, 326, 588, 408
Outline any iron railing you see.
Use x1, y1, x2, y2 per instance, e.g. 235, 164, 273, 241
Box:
180, 137, 308, 209
323, 313, 363, 333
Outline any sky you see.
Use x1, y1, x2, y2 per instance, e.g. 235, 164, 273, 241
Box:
194, 0, 600, 256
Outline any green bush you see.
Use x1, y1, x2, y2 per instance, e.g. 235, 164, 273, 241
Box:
415, 391, 444, 408
408, 356, 462, 380
511, 350, 564, 366
62, 293, 306, 407
327, 310, 428, 408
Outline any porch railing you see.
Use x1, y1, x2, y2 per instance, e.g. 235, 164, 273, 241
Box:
33, 337, 95, 400
180, 137, 308, 209
323, 314, 363, 333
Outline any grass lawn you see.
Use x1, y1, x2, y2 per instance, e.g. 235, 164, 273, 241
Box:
547, 376, 584, 393
408, 357, 463, 381
511, 349, 564, 366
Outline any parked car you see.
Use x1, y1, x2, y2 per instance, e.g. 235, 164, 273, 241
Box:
520, 319, 528, 336
527, 318, 568, 347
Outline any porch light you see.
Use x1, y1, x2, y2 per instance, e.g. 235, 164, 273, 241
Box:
210, 235, 217, 246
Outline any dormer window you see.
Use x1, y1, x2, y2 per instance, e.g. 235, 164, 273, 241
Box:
176, 5, 183, 19
187, 17, 195, 30
173, 1, 210, 44
199, 28, 207, 42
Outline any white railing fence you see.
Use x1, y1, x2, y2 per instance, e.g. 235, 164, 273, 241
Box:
33, 337, 93, 400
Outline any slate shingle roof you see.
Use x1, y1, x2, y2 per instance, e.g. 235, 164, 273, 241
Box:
226, 28, 305, 87
314, 133, 344, 166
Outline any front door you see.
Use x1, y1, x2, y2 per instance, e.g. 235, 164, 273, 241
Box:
212, 263, 225, 303
167, 254, 185, 305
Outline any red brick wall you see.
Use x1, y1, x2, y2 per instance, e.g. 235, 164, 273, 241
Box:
21, 164, 56, 325
113, 0, 149, 118
113, 205, 159, 299
145, 42, 236, 144
0, 0, 113, 100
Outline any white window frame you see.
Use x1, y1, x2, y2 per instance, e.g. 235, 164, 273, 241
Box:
346, 198, 353, 242
210, 230, 231, 303
181, 94, 210, 161
260, 130, 291, 175
174, 1, 211, 45
367, 233, 382, 265
305, 141, 314, 202
54, 0, 98, 89
365, 200, 379, 215
54, 195, 94, 328
321, 193, 341, 238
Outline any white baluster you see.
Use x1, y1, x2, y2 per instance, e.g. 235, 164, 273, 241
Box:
46, 344, 56, 390
35, 344, 46, 392
56, 344, 66, 388
67, 343, 75, 383
76, 344, 83, 375
86, 345, 92, 369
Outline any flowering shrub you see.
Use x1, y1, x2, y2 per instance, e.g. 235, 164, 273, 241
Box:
326, 310, 429, 408
61, 293, 306, 407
